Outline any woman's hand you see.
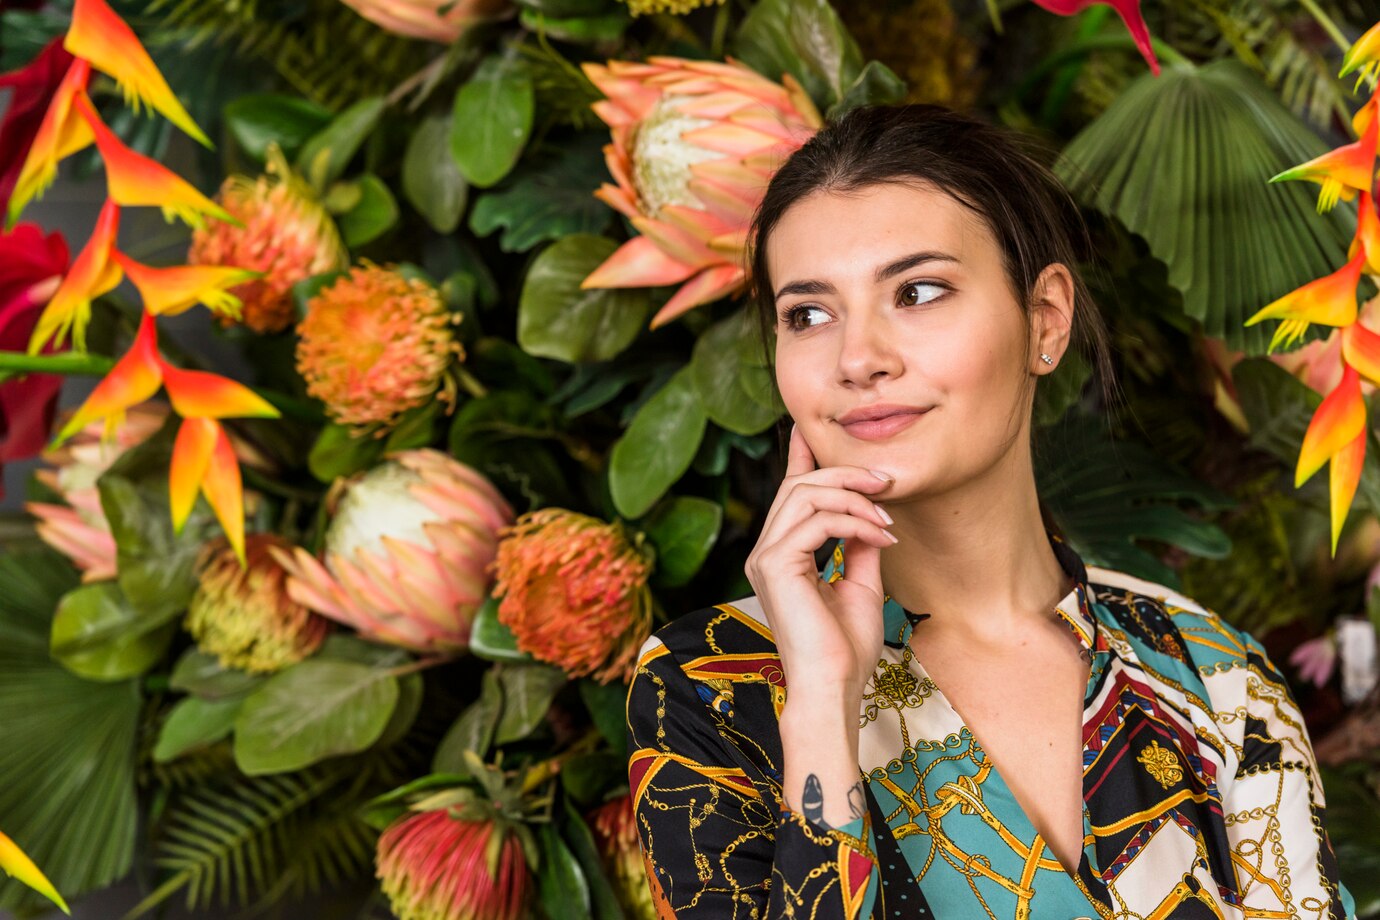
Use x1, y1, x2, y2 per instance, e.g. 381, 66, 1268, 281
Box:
745, 422, 896, 695
745, 423, 896, 828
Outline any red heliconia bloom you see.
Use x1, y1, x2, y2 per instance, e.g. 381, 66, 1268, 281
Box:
0, 38, 76, 217
1029, 0, 1160, 75
375, 809, 530, 920
0, 222, 69, 498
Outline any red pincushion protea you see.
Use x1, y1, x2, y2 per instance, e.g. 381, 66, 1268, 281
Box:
375, 808, 530, 920
588, 794, 657, 920
489, 508, 653, 684
296, 262, 461, 434
187, 147, 346, 334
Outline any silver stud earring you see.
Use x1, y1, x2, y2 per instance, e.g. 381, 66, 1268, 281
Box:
1039, 353, 1054, 365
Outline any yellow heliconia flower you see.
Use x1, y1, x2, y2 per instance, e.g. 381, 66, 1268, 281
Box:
1244, 248, 1367, 353
0, 829, 69, 915
5, 59, 93, 228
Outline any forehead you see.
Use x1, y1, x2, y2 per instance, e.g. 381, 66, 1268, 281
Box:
764, 182, 1000, 282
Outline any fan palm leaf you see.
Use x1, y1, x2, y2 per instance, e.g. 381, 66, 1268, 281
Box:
0, 550, 141, 914
1056, 59, 1355, 355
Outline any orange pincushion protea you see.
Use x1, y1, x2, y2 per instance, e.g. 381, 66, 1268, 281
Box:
588, 794, 657, 920
296, 263, 461, 433
375, 808, 531, 920
188, 149, 346, 334
489, 508, 653, 684
580, 56, 822, 329
187, 534, 331, 673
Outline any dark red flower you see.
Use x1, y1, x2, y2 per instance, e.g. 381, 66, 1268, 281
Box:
0, 37, 76, 216
1030, 0, 1160, 75
0, 223, 69, 497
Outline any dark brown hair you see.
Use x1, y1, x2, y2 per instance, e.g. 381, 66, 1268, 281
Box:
747, 103, 1124, 524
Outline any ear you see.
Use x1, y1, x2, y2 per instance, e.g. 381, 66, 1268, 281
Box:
1029, 262, 1076, 373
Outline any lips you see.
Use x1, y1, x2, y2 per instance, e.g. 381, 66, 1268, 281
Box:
836, 404, 930, 426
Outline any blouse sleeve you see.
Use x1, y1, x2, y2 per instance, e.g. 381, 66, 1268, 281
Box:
626, 639, 879, 918
1219, 630, 1357, 919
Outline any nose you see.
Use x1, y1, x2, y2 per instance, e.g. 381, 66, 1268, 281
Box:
835, 304, 902, 387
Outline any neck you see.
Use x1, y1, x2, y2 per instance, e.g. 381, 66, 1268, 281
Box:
876, 460, 1071, 646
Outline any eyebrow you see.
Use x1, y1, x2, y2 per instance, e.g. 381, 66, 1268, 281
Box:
773, 250, 960, 303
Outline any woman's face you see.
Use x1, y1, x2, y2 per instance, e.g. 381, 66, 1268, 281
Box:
768, 181, 1065, 500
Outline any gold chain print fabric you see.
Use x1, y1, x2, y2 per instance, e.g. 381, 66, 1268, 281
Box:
625, 530, 1357, 919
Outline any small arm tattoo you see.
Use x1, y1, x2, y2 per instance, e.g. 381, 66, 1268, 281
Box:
800, 774, 867, 828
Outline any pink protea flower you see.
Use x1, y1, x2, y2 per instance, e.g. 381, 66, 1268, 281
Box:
337, 0, 511, 42
489, 508, 653, 684
579, 56, 823, 329
1290, 633, 1338, 687
270, 449, 514, 653
186, 534, 331, 673
296, 262, 462, 434
375, 808, 530, 920
26, 401, 169, 579
188, 147, 347, 335
588, 794, 657, 920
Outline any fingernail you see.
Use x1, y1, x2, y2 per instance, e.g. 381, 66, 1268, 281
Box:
870, 469, 893, 481
875, 504, 894, 525
885, 530, 899, 543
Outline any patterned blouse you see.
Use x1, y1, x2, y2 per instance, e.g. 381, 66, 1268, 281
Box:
626, 528, 1357, 919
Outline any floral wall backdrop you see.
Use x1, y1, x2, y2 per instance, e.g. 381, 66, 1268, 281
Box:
2, 0, 1380, 917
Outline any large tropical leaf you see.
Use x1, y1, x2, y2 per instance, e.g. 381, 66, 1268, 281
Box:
0, 549, 141, 913
1056, 59, 1355, 354
1036, 413, 1237, 587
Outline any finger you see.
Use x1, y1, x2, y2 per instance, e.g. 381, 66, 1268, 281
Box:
758, 482, 891, 550
757, 510, 894, 578
761, 462, 894, 538
784, 421, 817, 479
840, 532, 883, 604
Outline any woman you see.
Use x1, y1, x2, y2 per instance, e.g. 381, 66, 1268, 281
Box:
625, 104, 1357, 919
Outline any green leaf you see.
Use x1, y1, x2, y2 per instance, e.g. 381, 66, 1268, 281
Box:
223, 93, 332, 162
433, 668, 503, 774
732, 0, 863, 109
403, 113, 469, 234
335, 174, 399, 247
535, 823, 591, 920
0, 549, 139, 913
494, 663, 567, 745
828, 59, 907, 120
384, 399, 447, 452
471, 595, 536, 663
1036, 411, 1236, 587
448, 389, 575, 509
234, 660, 400, 775
49, 581, 177, 681
692, 308, 782, 435
578, 678, 629, 756
296, 96, 387, 191
560, 798, 626, 920
97, 417, 222, 624
469, 133, 610, 252
560, 751, 626, 806
308, 421, 386, 483
642, 496, 722, 588
1055, 60, 1354, 353
517, 7, 630, 44
609, 366, 708, 518
170, 648, 266, 700
451, 52, 535, 188
153, 696, 243, 762
518, 234, 652, 363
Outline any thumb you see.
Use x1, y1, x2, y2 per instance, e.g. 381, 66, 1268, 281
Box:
841, 533, 883, 603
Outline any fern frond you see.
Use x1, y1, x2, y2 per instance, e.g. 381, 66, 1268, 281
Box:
140, 0, 436, 110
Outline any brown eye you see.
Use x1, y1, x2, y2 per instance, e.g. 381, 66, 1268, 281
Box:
899, 281, 946, 307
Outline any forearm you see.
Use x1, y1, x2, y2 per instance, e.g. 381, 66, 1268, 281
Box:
779, 685, 865, 828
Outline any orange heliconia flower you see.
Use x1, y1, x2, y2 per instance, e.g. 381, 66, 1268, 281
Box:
5, 58, 92, 228
1341, 20, 1380, 87
63, 0, 210, 147
73, 92, 232, 228
53, 310, 279, 563
1244, 247, 1367, 353
1271, 93, 1379, 213
1296, 362, 1367, 556
114, 253, 259, 320
28, 197, 120, 354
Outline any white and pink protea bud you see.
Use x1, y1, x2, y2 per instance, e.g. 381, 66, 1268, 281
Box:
579, 56, 823, 329
337, 0, 511, 43
270, 449, 514, 654
26, 402, 169, 580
